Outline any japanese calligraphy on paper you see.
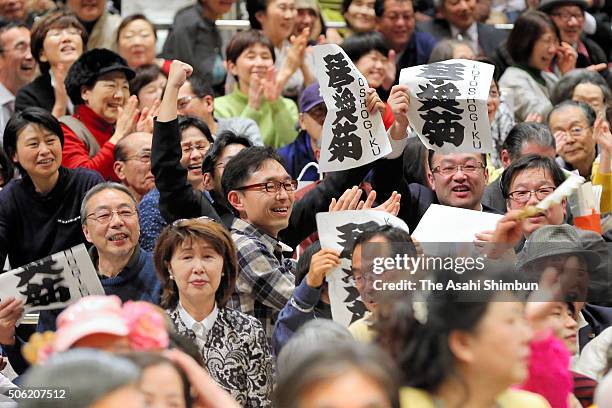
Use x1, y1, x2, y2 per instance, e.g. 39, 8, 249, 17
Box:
312, 45, 392, 172
0, 244, 104, 312
316, 210, 409, 326
399, 59, 495, 154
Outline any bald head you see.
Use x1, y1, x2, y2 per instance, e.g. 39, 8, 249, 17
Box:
113, 132, 154, 202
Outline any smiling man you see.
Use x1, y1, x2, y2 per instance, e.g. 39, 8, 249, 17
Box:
113, 132, 155, 203
81, 182, 160, 305
0, 23, 35, 143
416, 0, 507, 56
375, 0, 437, 71
222, 146, 297, 340
373, 150, 497, 232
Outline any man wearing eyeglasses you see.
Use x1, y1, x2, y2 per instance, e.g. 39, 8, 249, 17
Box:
538, 0, 610, 86
113, 132, 155, 203
548, 100, 611, 214
373, 150, 497, 232
493, 154, 612, 345
36, 182, 161, 333
80, 183, 160, 302
0, 22, 35, 144
221, 146, 298, 341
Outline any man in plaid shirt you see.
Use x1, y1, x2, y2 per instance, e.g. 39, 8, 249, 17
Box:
222, 147, 297, 340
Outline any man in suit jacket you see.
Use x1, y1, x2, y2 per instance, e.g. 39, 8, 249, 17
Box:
416, 0, 508, 56
372, 149, 499, 232
375, 0, 438, 73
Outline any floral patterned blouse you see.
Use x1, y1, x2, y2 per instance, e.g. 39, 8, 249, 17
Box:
167, 306, 273, 407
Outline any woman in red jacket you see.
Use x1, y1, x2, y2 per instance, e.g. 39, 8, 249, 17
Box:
62, 48, 139, 180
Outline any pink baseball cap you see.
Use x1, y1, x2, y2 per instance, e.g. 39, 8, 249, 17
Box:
54, 295, 130, 352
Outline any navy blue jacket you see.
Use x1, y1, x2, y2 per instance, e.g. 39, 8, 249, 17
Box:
277, 130, 320, 182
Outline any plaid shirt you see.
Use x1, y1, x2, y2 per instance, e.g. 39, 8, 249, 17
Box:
227, 218, 296, 340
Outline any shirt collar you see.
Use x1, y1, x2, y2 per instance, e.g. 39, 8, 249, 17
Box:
231, 218, 293, 254
449, 22, 478, 41
0, 82, 15, 106
177, 301, 219, 339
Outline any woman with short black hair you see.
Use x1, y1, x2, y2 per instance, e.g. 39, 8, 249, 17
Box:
0, 107, 102, 269
61, 48, 138, 180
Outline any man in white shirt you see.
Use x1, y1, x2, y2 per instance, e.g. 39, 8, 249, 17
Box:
0, 23, 35, 143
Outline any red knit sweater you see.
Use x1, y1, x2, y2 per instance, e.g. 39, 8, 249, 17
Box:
61, 105, 118, 181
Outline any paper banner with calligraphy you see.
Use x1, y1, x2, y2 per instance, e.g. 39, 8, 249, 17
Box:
0, 244, 104, 313
399, 59, 495, 154
316, 210, 409, 326
312, 44, 392, 172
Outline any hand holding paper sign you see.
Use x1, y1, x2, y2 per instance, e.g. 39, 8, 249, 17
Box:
0, 297, 23, 345
306, 249, 341, 288
387, 85, 411, 140
312, 44, 392, 172
316, 210, 410, 326
399, 59, 495, 154
366, 88, 385, 116
0, 245, 104, 314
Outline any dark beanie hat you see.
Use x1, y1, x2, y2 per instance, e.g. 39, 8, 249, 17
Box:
65, 48, 135, 106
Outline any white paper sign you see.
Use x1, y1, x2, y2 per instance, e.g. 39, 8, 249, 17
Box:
412, 204, 503, 242
316, 210, 409, 326
0, 245, 104, 313
312, 45, 392, 172
399, 59, 494, 154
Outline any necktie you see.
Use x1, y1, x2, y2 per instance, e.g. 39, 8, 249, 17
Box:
192, 322, 206, 340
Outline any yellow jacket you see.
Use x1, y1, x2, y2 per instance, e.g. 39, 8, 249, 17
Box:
400, 387, 551, 407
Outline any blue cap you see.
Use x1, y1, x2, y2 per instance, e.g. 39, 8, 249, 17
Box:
299, 82, 324, 113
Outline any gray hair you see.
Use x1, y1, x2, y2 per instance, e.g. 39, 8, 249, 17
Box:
550, 68, 611, 107
80, 182, 139, 225
20, 349, 141, 408
427, 39, 475, 63
276, 319, 354, 377
274, 338, 400, 408
548, 100, 597, 128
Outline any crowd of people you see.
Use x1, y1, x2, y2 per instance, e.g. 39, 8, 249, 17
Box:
0, 0, 611, 407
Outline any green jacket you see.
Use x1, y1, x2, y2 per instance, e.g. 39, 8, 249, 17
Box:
214, 88, 298, 148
